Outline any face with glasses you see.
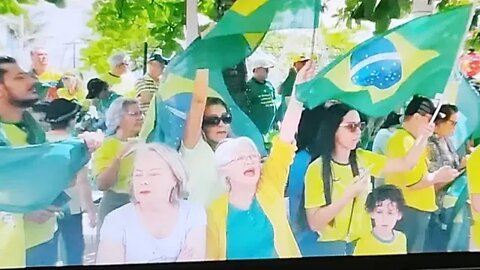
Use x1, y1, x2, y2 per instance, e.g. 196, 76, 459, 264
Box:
119, 103, 144, 136
436, 112, 458, 137
0, 61, 38, 109
203, 104, 232, 144
218, 138, 262, 187
335, 110, 365, 151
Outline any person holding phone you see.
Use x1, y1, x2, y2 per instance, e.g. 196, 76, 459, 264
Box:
384, 97, 460, 254
424, 104, 470, 252
303, 100, 435, 257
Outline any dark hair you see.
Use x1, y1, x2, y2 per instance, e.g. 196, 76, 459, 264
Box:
205, 97, 228, 112
434, 104, 458, 125
0, 56, 17, 83
381, 112, 401, 129
404, 95, 435, 117
366, 184, 405, 213
311, 103, 359, 205
296, 104, 328, 154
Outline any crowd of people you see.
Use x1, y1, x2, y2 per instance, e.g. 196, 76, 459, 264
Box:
0, 44, 479, 269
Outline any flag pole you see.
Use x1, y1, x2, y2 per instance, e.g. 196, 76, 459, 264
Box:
310, 0, 321, 58
416, 4, 475, 145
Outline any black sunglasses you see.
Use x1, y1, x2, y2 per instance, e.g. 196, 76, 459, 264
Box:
339, 122, 366, 132
203, 113, 232, 126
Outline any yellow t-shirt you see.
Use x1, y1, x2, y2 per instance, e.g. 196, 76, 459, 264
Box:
467, 147, 480, 245
384, 129, 436, 212
0, 124, 58, 250
101, 73, 136, 98
36, 70, 61, 83
92, 137, 135, 194
304, 149, 387, 242
56, 88, 90, 110
353, 230, 407, 256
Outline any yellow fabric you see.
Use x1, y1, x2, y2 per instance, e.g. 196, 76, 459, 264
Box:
384, 129, 437, 212
0, 125, 58, 249
56, 88, 90, 110
92, 137, 135, 194
36, 70, 61, 82
468, 147, 480, 246
206, 137, 300, 260
0, 124, 28, 268
353, 231, 407, 256
304, 149, 386, 242
101, 73, 136, 98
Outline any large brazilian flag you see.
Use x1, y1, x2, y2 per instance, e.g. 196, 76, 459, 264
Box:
140, 0, 322, 154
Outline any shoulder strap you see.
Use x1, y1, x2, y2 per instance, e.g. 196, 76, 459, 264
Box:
346, 150, 360, 242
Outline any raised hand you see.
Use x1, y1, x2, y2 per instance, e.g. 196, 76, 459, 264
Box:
193, 69, 209, 104
294, 60, 316, 86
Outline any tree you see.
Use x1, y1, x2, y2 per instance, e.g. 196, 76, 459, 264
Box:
0, 0, 65, 15
81, 0, 215, 74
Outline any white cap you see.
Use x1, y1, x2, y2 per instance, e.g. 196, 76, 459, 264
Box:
252, 59, 274, 69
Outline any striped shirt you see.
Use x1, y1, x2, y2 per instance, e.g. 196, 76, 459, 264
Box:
135, 74, 159, 113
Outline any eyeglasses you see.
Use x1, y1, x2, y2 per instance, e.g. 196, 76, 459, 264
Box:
447, 119, 458, 126
127, 111, 143, 117
203, 113, 232, 126
339, 122, 366, 132
223, 153, 261, 166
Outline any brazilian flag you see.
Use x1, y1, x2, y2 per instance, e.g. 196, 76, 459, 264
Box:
297, 5, 473, 117
0, 139, 89, 213
140, 0, 321, 154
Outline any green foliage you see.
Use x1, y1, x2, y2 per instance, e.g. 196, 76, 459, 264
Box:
81, 0, 216, 74
0, 0, 64, 15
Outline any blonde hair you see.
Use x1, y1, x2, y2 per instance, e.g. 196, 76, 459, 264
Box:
129, 143, 188, 204
62, 71, 84, 92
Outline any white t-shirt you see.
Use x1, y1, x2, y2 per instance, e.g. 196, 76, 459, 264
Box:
99, 200, 206, 264
180, 138, 227, 207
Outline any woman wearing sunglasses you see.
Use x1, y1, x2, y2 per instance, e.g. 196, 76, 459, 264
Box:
180, 70, 232, 208
424, 104, 469, 253
302, 102, 435, 256
206, 61, 316, 261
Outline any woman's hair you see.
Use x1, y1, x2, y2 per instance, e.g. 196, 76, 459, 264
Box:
205, 97, 229, 113
105, 97, 139, 135
434, 104, 459, 125
214, 136, 258, 188
380, 112, 401, 129
310, 103, 359, 205
296, 104, 328, 154
62, 71, 84, 92
130, 143, 188, 203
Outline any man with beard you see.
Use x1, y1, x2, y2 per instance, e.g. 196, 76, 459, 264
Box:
0, 56, 101, 268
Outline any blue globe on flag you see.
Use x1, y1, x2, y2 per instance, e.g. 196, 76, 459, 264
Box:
350, 37, 403, 90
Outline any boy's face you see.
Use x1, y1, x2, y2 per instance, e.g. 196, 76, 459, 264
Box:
370, 200, 402, 231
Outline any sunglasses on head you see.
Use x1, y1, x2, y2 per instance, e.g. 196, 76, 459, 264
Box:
339, 122, 366, 132
203, 113, 232, 126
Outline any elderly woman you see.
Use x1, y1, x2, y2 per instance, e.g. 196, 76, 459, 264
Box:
96, 143, 206, 265
424, 104, 469, 252
206, 61, 316, 260
92, 97, 143, 232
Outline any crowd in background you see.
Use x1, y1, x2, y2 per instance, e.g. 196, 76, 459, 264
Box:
0, 45, 479, 269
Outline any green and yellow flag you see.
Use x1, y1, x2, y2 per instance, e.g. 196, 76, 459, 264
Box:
141, 0, 321, 154
297, 5, 473, 117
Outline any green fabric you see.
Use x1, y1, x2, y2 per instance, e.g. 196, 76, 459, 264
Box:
0, 111, 46, 146
97, 92, 121, 116
297, 5, 473, 117
243, 78, 277, 135
142, 0, 321, 155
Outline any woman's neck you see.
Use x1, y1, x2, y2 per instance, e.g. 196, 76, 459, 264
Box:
332, 147, 351, 164
229, 184, 256, 210
116, 129, 135, 141
137, 200, 175, 215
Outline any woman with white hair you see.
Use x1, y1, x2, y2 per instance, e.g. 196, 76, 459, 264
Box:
101, 52, 136, 98
96, 143, 206, 265
206, 61, 316, 260
92, 97, 143, 232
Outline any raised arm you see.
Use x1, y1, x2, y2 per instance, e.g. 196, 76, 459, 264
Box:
183, 69, 209, 149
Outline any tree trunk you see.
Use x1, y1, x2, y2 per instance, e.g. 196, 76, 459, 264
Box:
215, 0, 248, 107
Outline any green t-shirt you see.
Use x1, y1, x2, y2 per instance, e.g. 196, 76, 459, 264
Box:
280, 68, 297, 98
244, 78, 277, 135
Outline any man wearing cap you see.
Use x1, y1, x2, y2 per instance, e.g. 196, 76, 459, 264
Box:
277, 55, 310, 122
242, 59, 277, 135
135, 53, 168, 114
86, 78, 121, 131
100, 52, 136, 98
384, 95, 460, 253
